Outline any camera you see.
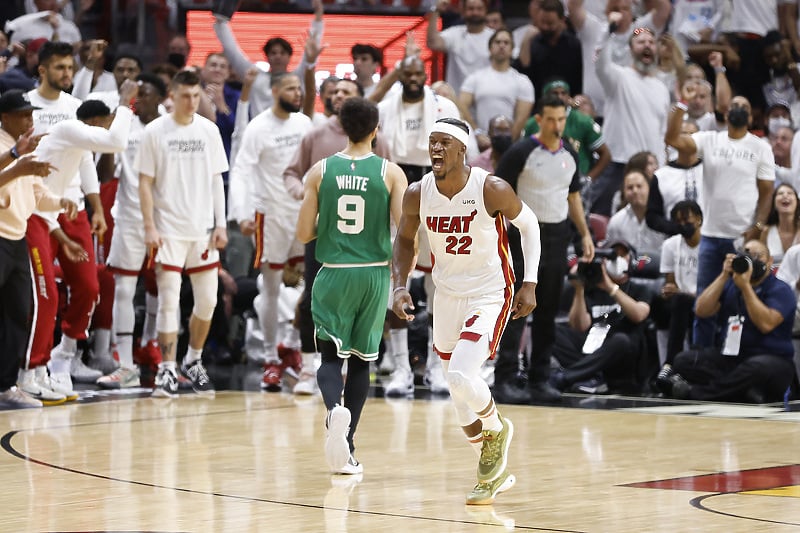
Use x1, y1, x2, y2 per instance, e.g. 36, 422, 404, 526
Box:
576, 248, 617, 287
731, 253, 752, 274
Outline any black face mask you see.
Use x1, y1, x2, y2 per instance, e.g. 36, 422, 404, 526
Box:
539, 30, 557, 42
167, 53, 186, 69
727, 107, 749, 128
490, 134, 513, 154
678, 222, 696, 239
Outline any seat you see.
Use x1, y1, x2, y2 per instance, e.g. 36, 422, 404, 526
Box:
588, 213, 609, 243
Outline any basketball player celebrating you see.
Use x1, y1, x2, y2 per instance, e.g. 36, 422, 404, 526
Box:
392, 117, 540, 505
296, 97, 407, 475
137, 70, 229, 398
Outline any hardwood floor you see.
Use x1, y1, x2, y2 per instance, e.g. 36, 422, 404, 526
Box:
1, 383, 799, 532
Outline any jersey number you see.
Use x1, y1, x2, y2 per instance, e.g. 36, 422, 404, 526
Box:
445, 235, 472, 255
337, 195, 365, 234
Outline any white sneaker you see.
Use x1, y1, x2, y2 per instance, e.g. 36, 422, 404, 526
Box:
44, 366, 78, 401
18, 368, 66, 405
424, 365, 450, 395
70, 355, 103, 383
334, 454, 363, 475
377, 354, 395, 374
293, 369, 318, 395
96, 366, 141, 389
0, 386, 43, 409
385, 367, 414, 397
325, 405, 352, 473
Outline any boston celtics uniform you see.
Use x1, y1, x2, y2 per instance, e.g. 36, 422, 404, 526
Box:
311, 152, 391, 360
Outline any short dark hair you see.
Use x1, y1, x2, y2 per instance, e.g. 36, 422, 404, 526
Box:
114, 53, 143, 72
38, 41, 73, 66
136, 72, 168, 97
263, 37, 292, 58
435, 117, 470, 135
670, 200, 703, 223
339, 78, 365, 97
539, 0, 565, 18
488, 28, 513, 49
536, 92, 566, 113
76, 99, 111, 120
351, 43, 383, 65
339, 97, 379, 143
171, 69, 200, 88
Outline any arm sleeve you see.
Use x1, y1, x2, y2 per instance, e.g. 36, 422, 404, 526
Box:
71, 107, 134, 153
229, 125, 258, 223
645, 175, 681, 235
72, 67, 93, 101
509, 202, 541, 283
79, 151, 100, 196
213, 19, 256, 78
595, 33, 623, 94
213, 173, 226, 228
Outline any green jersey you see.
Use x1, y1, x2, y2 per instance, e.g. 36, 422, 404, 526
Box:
316, 152, 392, 265
523, 107, 604, 176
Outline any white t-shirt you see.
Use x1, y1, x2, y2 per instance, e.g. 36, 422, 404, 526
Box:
693, 131, 776, 238
729, 0, 778, 35
231, 109, 312, 221
27, 89, 81, 136
439, 25, 493, 94
135, 114, 229, 240
460, 66, 535, 133
606, 204, 665, 255
653, 162, 704, 219
660, 234, 699, 294
5, 11, 81, 43
672, 0, 723, 56
776, 242, 800, 331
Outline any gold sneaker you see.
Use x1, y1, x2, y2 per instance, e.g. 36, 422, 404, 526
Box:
477, 416, 514, 482
466, 470, 516, 505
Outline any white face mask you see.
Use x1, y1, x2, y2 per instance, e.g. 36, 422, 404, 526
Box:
605, 255, 629, 278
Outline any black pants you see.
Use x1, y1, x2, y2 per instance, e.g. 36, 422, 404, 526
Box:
552, 324, 641, 392
298, 240, 322, 354
588, 161, 625, 217
674, 347, 795, 403
494, 220, 570, 386
0, 236, 32, 391
665, 293, 695, 364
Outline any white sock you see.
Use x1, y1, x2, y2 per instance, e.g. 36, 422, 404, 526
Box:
283, 327, 301, 350
184, 347, 202, 365
478, 399, 503, 432
93, 328, 111, 359
57, 335, 77, 356
301, 351, 317, 372
116, 335, 135, 369
389, 328, 410, 371
159, 360, 177, 372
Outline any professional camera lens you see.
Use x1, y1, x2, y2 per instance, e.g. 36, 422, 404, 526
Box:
731, 254, 752, 274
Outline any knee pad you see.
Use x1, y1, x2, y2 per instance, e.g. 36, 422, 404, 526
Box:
447, 369, 475, 401
113, 274, 137, 305
156, 270, 181, 333
190, 269, 218, 322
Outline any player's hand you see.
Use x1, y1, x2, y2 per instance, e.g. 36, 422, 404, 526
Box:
239, 219, 256, 236
90, 210, 106, 239
391, 287, 415, 321
59, 198, 78, 219
144, 226, 162, 254
212, 226, 228, 250
61, 238, 89, 262
510, 281, 536, 319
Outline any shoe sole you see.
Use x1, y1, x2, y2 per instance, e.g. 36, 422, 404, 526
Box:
466, 472, 516, 506
479, 418, 514, 483
151, 388, 177, 399
325, 406, 351, 473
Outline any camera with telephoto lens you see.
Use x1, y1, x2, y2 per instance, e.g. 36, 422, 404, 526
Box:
576, 248, 617, 288
731, 253, 752, 274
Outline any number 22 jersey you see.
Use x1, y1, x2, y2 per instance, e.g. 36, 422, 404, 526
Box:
420, 167, 514, 298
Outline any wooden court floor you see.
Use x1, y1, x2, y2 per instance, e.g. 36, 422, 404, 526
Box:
1, 389, 800, 532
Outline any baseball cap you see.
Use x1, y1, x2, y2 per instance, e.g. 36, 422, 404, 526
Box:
0, 89, 41, 114
26, 38, 48, 55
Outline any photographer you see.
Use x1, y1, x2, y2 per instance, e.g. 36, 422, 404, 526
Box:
549, 240, 653, 394
663, 240, 796, 403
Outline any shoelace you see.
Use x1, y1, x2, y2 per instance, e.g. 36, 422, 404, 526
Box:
479, 431, 502, 465
188, 363, 210, 385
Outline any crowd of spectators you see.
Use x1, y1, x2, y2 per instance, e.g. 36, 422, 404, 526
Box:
2, 0, 800, 409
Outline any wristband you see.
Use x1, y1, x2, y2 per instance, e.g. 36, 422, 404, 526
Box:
609, 284, 620, 297
714, 66, 727, 74
9, 145, 19, 159
393, 286, 409, 294
674, 101, 688, 112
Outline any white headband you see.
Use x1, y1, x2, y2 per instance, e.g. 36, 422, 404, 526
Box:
430, 122, 469, 148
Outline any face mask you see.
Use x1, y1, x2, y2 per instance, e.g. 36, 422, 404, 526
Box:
605, 255, 629, 278
768, 117, 792, 133
539, 30, 557, 42
678, 222, 697, 239
167, 53, 186, 69
490, 134, 513, 154
727, 107, 749, 128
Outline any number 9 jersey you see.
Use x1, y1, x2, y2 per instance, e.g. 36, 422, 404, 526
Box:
420, 167, 515, 298
316, 152, 392, 265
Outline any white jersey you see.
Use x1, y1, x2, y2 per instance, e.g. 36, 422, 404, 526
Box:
420, 167, 514, 298
111, 114, 148, 223
692, 131, 775, 239
134, 114, 229, 240
660, 234, 699, 294
231, 109, 311, 221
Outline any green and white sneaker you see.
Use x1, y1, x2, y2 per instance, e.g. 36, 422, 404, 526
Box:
477, 416, 514, 482
466, 470, 516, 505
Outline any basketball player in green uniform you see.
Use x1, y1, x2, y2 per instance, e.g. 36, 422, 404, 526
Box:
297, 97, 407, 475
